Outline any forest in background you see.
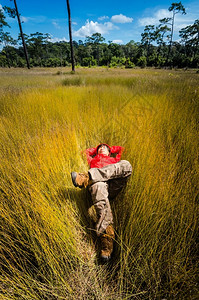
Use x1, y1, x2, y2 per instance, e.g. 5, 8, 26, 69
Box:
0, 1, 199, 69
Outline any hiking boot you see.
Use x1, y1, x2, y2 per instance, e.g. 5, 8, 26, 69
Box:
100, 225, 115, 262
71, 172, 91, 188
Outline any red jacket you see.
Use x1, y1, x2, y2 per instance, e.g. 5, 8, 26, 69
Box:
85, 144, 124, 169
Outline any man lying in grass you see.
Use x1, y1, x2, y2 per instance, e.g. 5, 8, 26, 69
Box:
71, 143, 132, 262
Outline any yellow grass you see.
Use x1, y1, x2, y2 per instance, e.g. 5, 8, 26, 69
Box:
0, 67, 198, 299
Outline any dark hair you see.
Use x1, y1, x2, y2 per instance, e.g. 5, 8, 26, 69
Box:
97, 144, 110, 153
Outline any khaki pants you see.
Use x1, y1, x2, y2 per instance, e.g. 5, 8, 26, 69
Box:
88, 160, 132, 235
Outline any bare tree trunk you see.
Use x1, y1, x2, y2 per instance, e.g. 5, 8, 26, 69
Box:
166, 11, 175, 66
13, 0, 30, 69
66, 0, 75, 72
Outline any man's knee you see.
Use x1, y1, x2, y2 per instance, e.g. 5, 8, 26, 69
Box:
118, 160, 132, 176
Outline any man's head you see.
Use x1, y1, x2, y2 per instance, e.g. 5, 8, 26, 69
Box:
97, 144, 110, 156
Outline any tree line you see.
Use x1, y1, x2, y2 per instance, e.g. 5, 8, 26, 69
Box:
0, 1, 199, 69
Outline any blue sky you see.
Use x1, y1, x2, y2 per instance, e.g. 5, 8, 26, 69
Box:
0, 0, 198, 44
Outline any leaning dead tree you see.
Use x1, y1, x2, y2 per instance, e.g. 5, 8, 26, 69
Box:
66, 0, 75, 72
13, 0, 30, 69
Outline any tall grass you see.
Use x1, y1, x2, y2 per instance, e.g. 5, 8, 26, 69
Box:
0, 67, 198, 299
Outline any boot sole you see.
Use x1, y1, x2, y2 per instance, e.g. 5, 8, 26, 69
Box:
71, 172, 84, 188
71, 172, 78, 187
101, 255, 111, 263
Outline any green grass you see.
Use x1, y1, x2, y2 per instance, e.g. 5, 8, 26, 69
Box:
0, 67, 198, 299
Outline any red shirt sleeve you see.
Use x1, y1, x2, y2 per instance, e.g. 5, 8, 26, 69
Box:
84, 147, 97, 166
110, 146, 124, 162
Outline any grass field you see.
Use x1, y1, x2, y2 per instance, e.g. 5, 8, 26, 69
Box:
0, 67, 198, 299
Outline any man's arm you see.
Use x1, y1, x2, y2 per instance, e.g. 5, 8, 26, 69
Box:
84, 147, 97, 165
110, 146, 124, 161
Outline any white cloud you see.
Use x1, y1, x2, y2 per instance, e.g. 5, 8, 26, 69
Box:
50, 36, 68, 43
0, 4, 3, 10
111, 14, 133, 23
52, 21, 61, 29
15, 15, 47, 24
72, 21, 77, 25
32, 16, 47, 23
21, 16, 31, 23
73, 20, 118, 37
138, 9, 171, 26
138, 6, 198, 30
98, 16, 109, 21
112, 39, 123, 44
138, 17, 156, 26
156, 9, 171, 21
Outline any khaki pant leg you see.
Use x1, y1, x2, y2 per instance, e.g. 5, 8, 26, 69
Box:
89, 182, 113, 236
89, 160, 132, 183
